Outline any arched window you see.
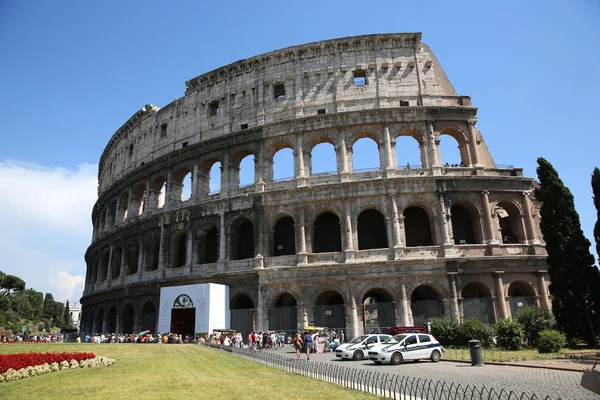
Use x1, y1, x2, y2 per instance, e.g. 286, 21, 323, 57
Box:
274, 216, 296, 256
239, 154, 255, 187
439, 134, 463, 167
181, 171, 192, 201
508, 281, 537, 317
107, 306, 117, 333
126, 243, 139, 275
310, 142, 336, 175
404, 207, 433, 246
170, 231, 187, 268
496, 201, 525, 244
231, 219, 254, 260
451, 205, 476, 244
313, 212, 341, 253
357, 209, 388, 250
140, 301, 156, 332
197, 225, 218, 264
351, 137, 380, 172
209, 161, 221, 194
273, 148, 294, 181
111, 248, 122, 279
269, 293, 297, 333
395, 135, 422, 169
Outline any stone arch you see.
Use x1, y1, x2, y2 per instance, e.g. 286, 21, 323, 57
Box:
233, 150, 255, 188
357, 209, 388, 250
107, 305, 117, 333
230, 293, 254, 338
273, 215, 296, 256
126, 241, 139, 275
309, 138, 337, 175
111, 247, 122, 279
99, 251, 109, 282
314, 289, 346, 329
507, 280, 538, 317
313, 211, 342, 253
439, 127, 469, 167
451, 202, 479, 245
143, 231, 160, 272
132, 182, 146, 215
269, 142, 295, 182
169, 230, 187, 268
403, 206, 434, 247
94, 307, 104, 333
231, 218, 254, 260
350, 135, 381, 172
199, 157, 221, 196
461, 282, 495, 323
172, 165, 193, 202
362, 288, 395, 331
121, 303, 135, 334
196, 224, 218, 264
495, 200, 526, 244
410, 284, 444, 325
395, 128, 425, 168
269, 292, 298, 333
140, 301, 157, 333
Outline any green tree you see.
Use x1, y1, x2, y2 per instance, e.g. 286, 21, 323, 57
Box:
1, 275, 26, 295
42, 293, 56, 322
54, 301, 65, 328
63, 300, 72, 328
28, 290, 44, 320
515, 306, 555, 346
535, 158, 600, 346
592, 168, 600, 260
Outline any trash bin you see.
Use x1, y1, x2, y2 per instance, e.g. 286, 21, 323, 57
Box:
468, 339, 484, 366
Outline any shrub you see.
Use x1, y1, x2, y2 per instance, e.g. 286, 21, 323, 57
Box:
458, 318, 495, 347
536, 330, 566, 353
430, 316, 459, 345
514, 306, 555, 346
494, 318, 524, 350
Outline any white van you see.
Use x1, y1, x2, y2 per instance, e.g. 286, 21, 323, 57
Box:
368, 333, 442, 365
335, 334, 391, 361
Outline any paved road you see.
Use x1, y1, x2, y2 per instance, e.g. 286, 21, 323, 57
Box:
262, 347, 596, 400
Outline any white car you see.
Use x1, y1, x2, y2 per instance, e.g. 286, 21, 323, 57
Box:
368, 333, 442, 365
335, 334, 391, 361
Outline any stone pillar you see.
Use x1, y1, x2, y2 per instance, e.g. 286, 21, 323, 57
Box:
398, 284, 410, 326
101, 310, 107, 333
297, 208, 308, 265
494, 272, 508, 319
298, 302, 308, 331
255, 146, 265, 192
186, 223, 193, 266
438, 194, 453, 246
481, 190, 498, 244
143, 180, 152, 213
390, 195, 404, 259
114, 196, 122, 226
157, 222, 166, 271
419, 141, 429, 169
119, 245, 126, 278
522, 191, 540, 245
339, 129, 349, 179
137, 240, 144, 277
466, 119, 481, 168
447, 273, 460, 321
218, 212, 227, 272
346, 290, 359, 340
344, 200, 355, 262
192, 162, 199, 200
383, 125, 395, 174
296, 135, 306, 185
221, 153, 229, 196
537, 271, 551, 309
106, 244, 114, 284
426, 121, 440, 169
165, 171, 173, 207
257, 287, 264, 331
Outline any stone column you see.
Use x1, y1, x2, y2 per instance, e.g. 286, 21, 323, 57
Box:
218, 212, 227, 272
339, 129, 349, 180
257, 287, 264, 331
296, 135, 306, 186
398, 284, 410, 326
114, 196, 122, 226
165, 171, 173, 207
481, 191, 498, 244
447, 273, 460, 321
157, 222, 166, 271
221, 153, 230, 196
419, 141, 429, 169
537, 271, 551, 309
390, 195, 404, 259
297, 208, 308, 265
438, 193, 453, 247
522, 191, 540, 245
426, 121, 440, 169
192, 162, 199, 200
494, 272, 508, 319
298, 302, 308, 331
186, 223, 193, 266
106, 244, 114, 284
383, 125, 395, 174
344, 200, 355, 262
137, 239, 144, 277
466, 119, 481, 167
346, 290, 359, 339
255, 146, 265, 192
119, 244, 126, 279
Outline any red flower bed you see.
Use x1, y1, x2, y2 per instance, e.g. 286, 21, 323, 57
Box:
0, 352, 96, 374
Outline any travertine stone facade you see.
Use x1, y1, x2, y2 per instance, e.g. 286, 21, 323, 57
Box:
82, 33, 549, 338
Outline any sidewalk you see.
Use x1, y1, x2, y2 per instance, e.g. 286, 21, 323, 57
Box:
445, 357, 597, 372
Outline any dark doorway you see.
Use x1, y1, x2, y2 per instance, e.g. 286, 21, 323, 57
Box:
314, 291, 346, 329
404, 207, 433, 247
410, 285, 443, 325
314, 212, 342, 253
269, 293, 297, 334
171, 308, 196, 337
274, 216, 296, 256
358, 209, 388, 250
111, 248, 122, 279
126, 244, 139, 275
141, 301, 156, 332
198, 225, 219, 264
232, 220, 254, 260
451, 205, 475, 244
171, 231, 187, 268
230, 294, 254, 338
122, 304, 135, 334
363, 289, 395, 331
107, 306, 117, 333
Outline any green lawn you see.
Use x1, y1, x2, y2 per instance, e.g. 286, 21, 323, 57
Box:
0, 343, 381, 400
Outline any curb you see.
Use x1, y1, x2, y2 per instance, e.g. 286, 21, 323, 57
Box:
442, 358, 587, 373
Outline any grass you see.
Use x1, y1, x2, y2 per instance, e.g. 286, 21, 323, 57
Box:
0, 344, 381, 400
443, 346, 600, 362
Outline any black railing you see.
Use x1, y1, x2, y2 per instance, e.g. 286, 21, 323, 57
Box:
204, 344, 558, 400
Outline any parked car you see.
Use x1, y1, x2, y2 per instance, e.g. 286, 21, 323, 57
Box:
368, 333, 442, 365
335, 334, 391, 361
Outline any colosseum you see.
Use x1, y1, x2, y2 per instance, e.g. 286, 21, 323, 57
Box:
81, 33, 550, 339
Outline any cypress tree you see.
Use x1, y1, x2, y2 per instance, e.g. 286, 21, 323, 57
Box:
42, 293, 56, 321
592, 168, 600, 259
535, 158, 600, 346
63, 300, 71, 328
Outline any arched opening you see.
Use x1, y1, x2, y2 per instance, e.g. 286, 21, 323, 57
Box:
145, 239, 160, 272
111, 248, 122, 279
363, 289, 395, 332
274, 216, 296, 256
462, 282, 494, 323
197, 225, 218, 264
239, 154, 255, 187
351, 137, 380, 172
100, 252, 109, 282
126, 243, 139, 275
313, 212, 342, 253
451, 205, 476, 244
310, 142, 337, 175
404, 207, 433, 247
314, 291, 346, 329
170, 230, 187, 268
273, 147, 294, 181
140, 301, 156, 333
121, 303, 135, 334
357, 209, 388, 250
269, 293, 297, 334
231, 219, 254, 260
230, 294, 254, 338
508, 281, 537, 317
411, 285, 444, 326
133, 184, 145, 216
439, 133, 464, 167
496, 201, 525, 244
107, 306, 117, 333
395, 135, 422, 169
181, 171, 192, 201
94, 307, 104, 333
209, 161, 221, 194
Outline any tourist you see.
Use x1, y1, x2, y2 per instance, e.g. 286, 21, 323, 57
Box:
303, 330, 312, 360
293, 333, 303, 360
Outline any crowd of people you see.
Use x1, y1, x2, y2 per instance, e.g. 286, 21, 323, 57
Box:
1, 334, 65, 343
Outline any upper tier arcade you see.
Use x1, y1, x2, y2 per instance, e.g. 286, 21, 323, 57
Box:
97, 33, 480, 195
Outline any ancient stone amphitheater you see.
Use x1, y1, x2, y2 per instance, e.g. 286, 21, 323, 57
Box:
82, 33, 550, 339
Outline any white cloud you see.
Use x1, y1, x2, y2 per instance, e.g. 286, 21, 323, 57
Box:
0, 161, 97, 303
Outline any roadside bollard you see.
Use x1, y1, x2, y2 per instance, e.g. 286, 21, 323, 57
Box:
468, 339, 484, 366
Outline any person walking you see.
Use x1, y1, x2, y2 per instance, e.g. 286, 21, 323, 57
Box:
303, 330, 313, 360
293, 332, 303, 360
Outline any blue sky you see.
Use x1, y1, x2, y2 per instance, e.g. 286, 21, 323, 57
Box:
0, 0, 599, 303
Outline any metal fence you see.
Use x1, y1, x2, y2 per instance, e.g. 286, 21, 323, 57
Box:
204, 344, 557, 400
